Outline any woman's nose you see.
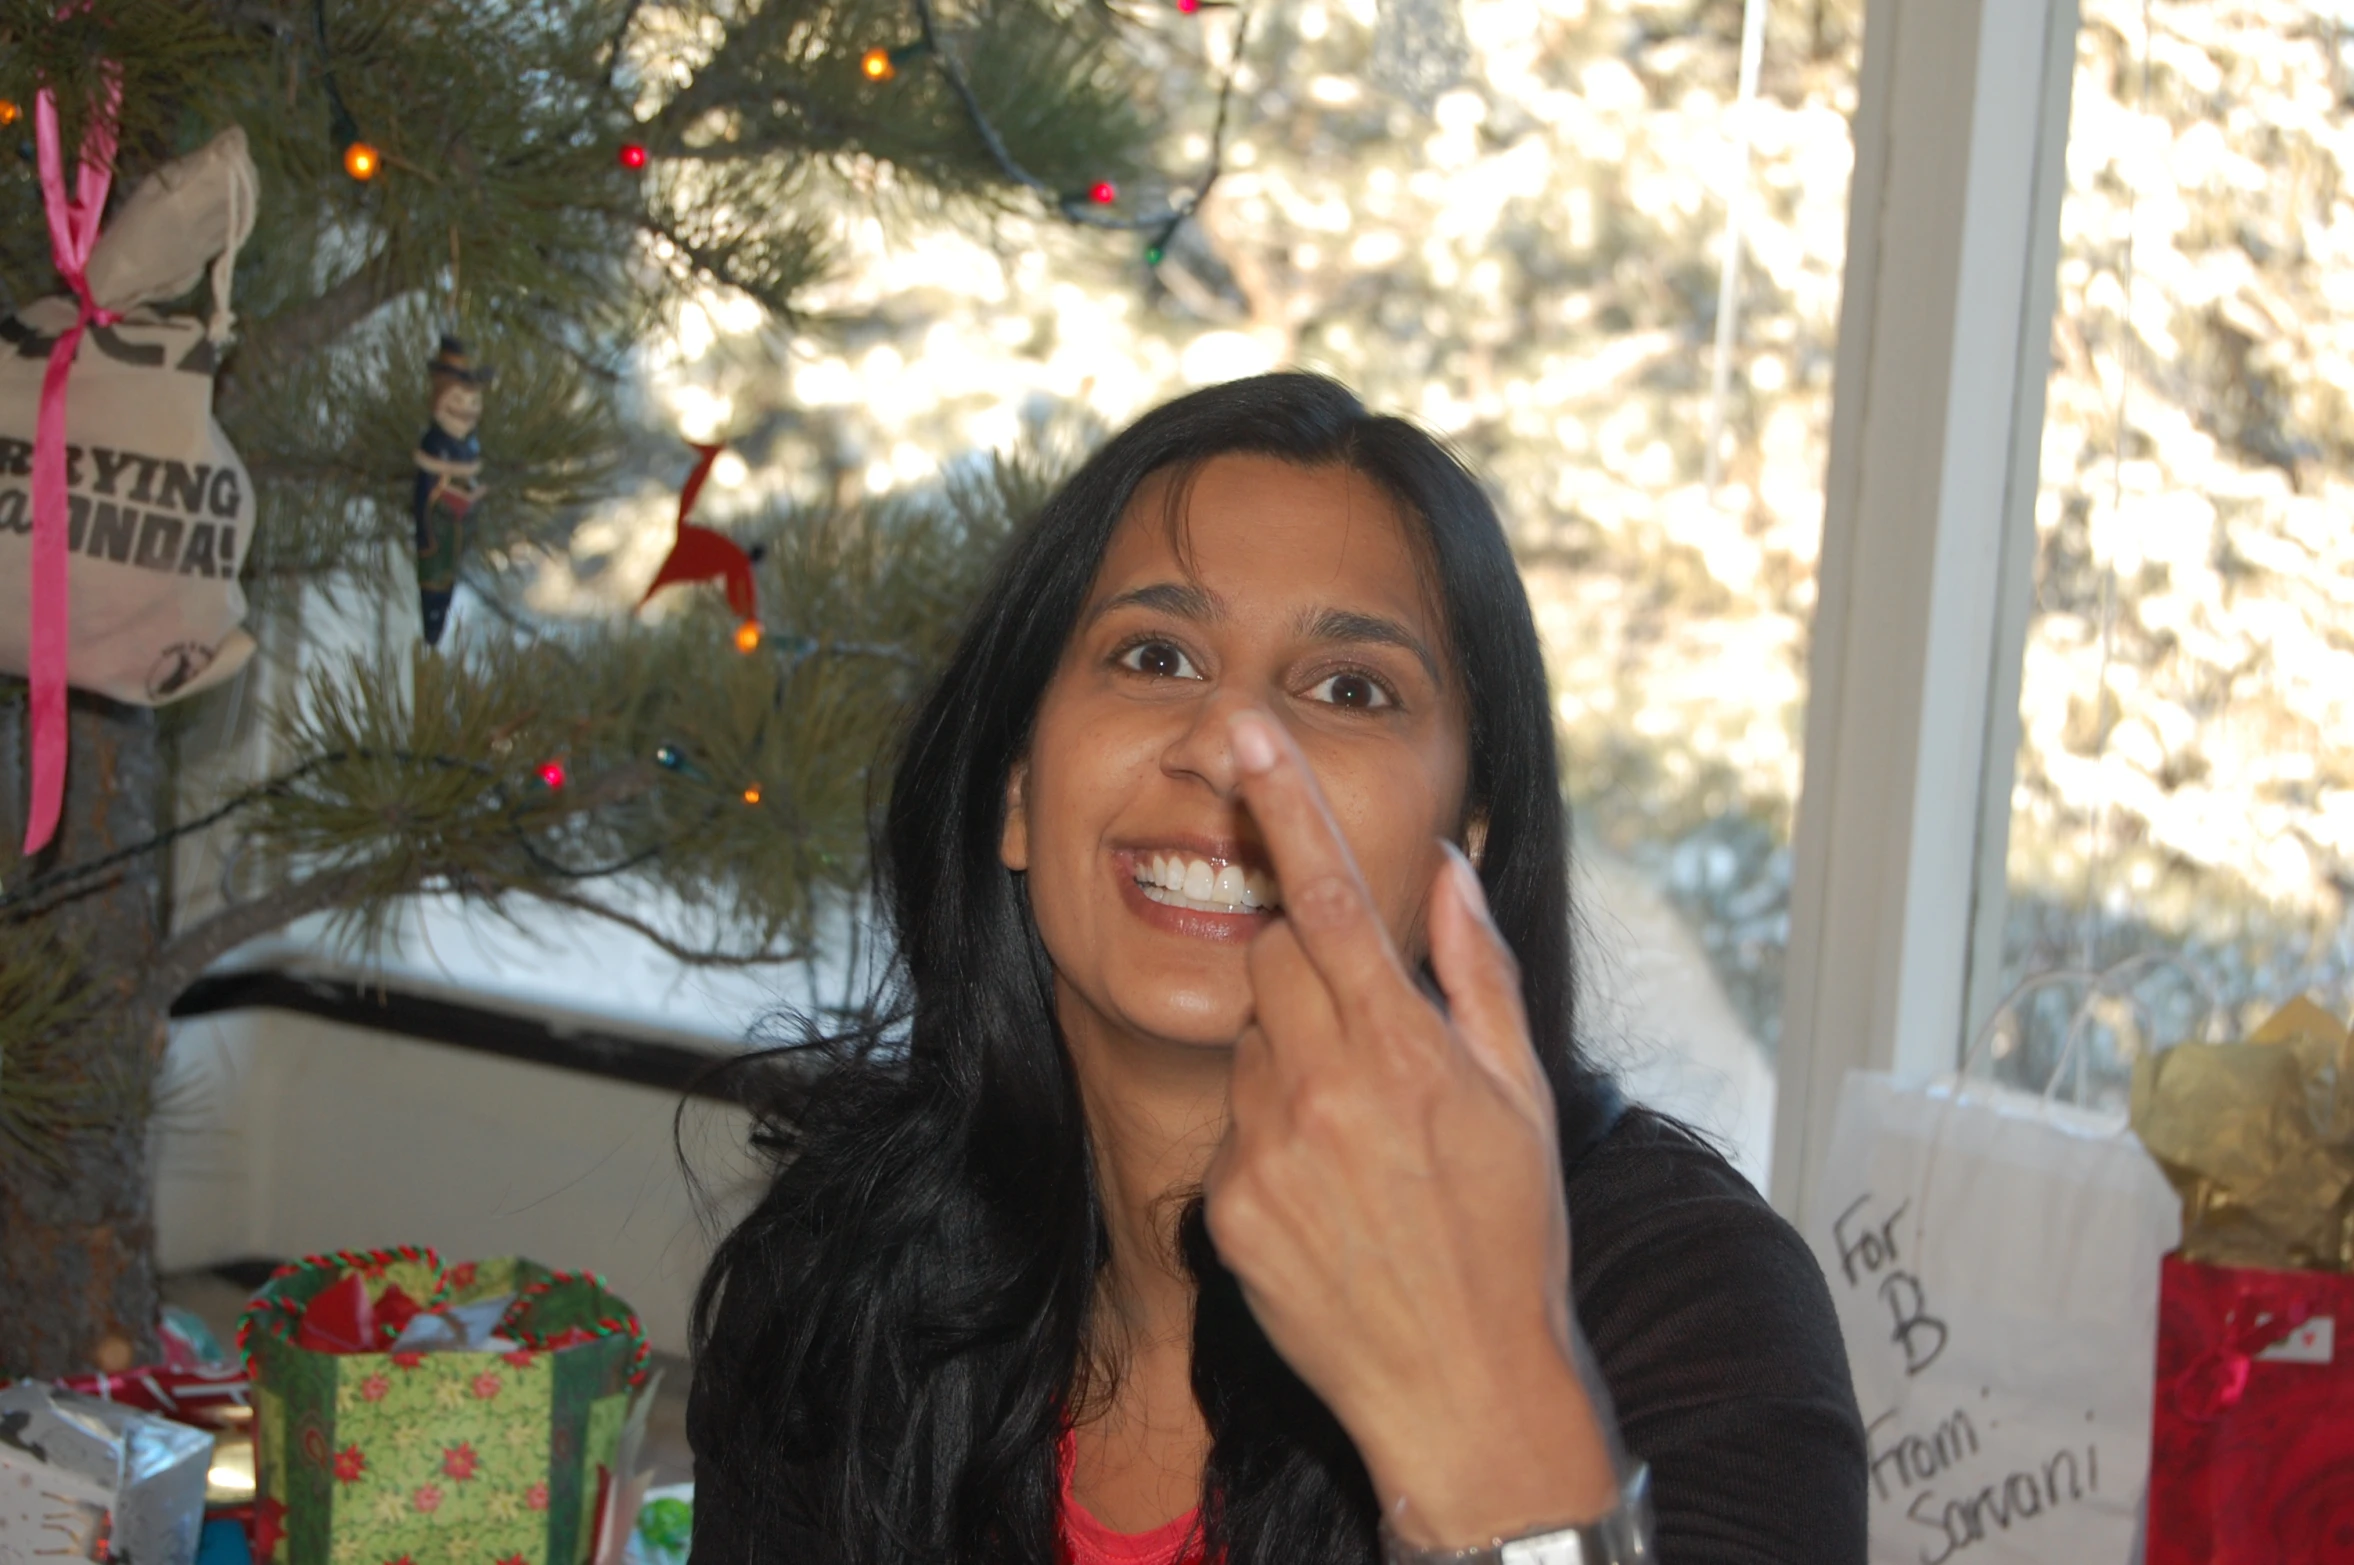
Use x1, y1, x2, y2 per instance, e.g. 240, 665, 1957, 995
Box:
1159, 688, 1268, 798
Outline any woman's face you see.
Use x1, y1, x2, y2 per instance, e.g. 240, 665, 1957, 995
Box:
1002, 454, 1470, 1050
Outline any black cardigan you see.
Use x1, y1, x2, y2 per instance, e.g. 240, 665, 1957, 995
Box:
688, 1098, 1869, 1564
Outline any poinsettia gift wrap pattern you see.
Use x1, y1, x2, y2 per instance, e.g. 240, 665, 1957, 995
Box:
240, 1250, 648, 1565
2144, 1255, 2354, 1565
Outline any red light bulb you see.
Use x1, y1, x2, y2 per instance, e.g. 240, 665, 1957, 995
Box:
1177, 0, 1201, 12
1089, 181, 1118, 206
537, 760, 567, 790
618, 142, 648, 170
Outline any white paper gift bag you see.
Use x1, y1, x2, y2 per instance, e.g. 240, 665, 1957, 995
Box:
1809, 1068, 2181, 1565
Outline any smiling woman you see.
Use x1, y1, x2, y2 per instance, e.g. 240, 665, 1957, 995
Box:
686, 375, 1866, 1565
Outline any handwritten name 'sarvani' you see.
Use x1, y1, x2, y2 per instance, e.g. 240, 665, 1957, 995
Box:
1870, 1407, 2101, 1565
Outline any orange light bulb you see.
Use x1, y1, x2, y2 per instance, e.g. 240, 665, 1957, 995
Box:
0, 101, 19, 128
742, 785, 763, 805
861, 47, 895, 81
343, 141, 381, 181
733, 620, 763, 653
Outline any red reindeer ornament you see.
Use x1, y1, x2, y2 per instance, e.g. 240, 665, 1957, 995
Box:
637, 443, 759, 647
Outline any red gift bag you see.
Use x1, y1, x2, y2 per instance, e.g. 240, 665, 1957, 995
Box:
2146, 1253, 2354, 1564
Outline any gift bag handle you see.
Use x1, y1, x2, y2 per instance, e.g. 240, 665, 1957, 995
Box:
1911, 954, 2221, 1266
2037, 952, 2225, 1109
1955, 954, 2226, 1107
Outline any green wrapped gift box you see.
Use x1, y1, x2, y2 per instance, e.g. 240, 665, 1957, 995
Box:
240, 1248, 649, 1565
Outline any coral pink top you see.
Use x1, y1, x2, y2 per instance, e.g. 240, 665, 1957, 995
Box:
1056, 1428, 1209, 1565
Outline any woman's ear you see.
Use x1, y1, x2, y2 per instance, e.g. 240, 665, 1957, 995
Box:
1464, 812, 1488, 871
1000, 758, 1031, 872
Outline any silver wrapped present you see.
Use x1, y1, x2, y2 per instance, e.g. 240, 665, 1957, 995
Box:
0, 1383, 213, 1565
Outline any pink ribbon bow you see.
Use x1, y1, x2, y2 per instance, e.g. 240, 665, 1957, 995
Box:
2165, 1286, 2316, 1424
23, 76, 123, 855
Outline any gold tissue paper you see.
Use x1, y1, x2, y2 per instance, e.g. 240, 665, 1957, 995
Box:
2129, 997, 2354, 1272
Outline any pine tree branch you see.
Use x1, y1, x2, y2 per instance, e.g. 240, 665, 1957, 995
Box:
217, 253, 404, 421
645, 26, 759, 141
909, 0, 1061, 206
641, 55, 854, 157
602, 0, 645, 90
651, 99, 847, 157
904, 0, 1247, 231
138, 864, 381, 1035
523, 885, 803, 967
633, 210, 809, 317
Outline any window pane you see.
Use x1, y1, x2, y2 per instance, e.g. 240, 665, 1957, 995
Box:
1995, 0, 2354, 1103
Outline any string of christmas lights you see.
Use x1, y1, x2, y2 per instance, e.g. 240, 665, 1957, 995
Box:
895, 0, 1252, 256
0, 750, 477, 914
510, 798, 728, 883
0, 726, 798, 917
309, 0, 1244, 271
313, 0, 380, 180
4, 5, 1238, 918
0, 595, 927, 913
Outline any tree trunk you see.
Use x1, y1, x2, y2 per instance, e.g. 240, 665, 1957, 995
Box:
0, 693, 167, 1380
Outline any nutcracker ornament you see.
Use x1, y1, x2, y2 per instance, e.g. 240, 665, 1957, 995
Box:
412, 336, 491, 646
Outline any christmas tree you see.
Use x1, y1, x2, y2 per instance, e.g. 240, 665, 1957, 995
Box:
0, 0, 1196, 1376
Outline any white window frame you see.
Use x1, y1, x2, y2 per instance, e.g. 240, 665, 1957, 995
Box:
1769, 0, 2084, 1224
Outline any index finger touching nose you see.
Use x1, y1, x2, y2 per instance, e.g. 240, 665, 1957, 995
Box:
1228, 709, 1408, 1008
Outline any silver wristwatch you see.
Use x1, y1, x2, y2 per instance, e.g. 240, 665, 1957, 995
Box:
1378, 1464, 1653, 1565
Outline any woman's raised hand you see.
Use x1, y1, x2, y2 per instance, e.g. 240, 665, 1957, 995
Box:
1201, 709, 1621, 1548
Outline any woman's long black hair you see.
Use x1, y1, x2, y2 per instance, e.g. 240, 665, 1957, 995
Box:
687, 373, 1614, 1565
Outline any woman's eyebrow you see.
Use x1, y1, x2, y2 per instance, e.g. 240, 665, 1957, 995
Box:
1085, 581, 1221, 626
1297, 606, 1440, 684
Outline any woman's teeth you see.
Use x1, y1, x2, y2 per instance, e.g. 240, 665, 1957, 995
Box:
1138, 853, 1280, 913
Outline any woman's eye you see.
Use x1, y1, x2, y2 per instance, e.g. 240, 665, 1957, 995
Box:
1117, 640, 1202, 680
1307, 671, 1395, 710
